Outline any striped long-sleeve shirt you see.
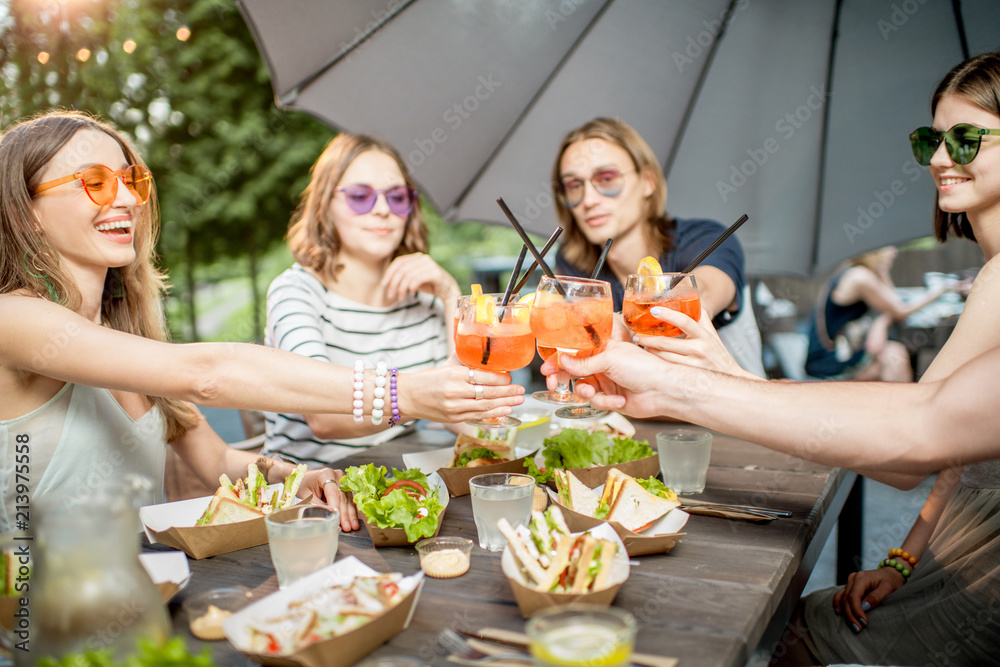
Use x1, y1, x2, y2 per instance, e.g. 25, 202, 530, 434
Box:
262, 264, 449, 465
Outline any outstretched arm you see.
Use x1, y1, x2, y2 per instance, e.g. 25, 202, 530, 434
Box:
0, 295, 523, 424
549, 340, 999, 478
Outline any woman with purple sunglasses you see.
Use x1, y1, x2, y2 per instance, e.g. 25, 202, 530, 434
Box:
262, 133, 472, 465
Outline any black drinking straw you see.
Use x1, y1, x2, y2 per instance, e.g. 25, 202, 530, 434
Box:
497, 198, 565, 296
670, 214, 749, 288
511, 227, 562, 295
591, 238, 613, 279
501, 245, 528, 307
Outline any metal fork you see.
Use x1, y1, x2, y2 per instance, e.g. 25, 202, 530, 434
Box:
437, 628, 532, 663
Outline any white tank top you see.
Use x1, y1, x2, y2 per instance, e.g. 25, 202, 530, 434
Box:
0, 383, 166, 532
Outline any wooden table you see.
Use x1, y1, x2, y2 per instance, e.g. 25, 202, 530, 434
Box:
153, 420, 855, 667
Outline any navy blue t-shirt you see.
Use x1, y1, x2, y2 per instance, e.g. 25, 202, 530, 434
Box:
554, 217, 746, 330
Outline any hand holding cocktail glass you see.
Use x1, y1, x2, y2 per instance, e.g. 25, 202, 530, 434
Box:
529, 275, 614, 419
455, 293, 535, 429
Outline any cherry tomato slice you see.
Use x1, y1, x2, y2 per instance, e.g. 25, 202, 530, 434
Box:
382, 479, 427, 498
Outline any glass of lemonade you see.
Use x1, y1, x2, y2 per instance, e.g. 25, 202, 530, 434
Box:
265, 506, 340, 588
468, 473, 535, 551
527, 604, 637, 667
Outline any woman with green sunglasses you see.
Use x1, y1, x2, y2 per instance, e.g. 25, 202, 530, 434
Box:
543, 50, 1000, 666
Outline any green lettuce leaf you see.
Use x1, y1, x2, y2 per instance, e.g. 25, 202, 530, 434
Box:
455, 448, 501, 467
635, 476, 677, 500
340, 465, 444, 541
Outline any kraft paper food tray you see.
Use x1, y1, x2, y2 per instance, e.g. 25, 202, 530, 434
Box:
139, 551, 191, 602
546, 487, 688, 557
501, 521, 629, 618
224, 556, 424, 667
541, 454, 660, 490
362, 474, 450, 547
402, 445, 537, 497
139, 485, 311, 560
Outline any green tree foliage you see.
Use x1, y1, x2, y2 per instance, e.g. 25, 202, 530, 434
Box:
1, 0, 333, 339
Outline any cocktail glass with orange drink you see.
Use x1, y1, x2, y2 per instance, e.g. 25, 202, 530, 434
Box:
454, 286, 517, 342
622, 257, 701, 337
529, 275, 613, 419
455, 293, 536, 429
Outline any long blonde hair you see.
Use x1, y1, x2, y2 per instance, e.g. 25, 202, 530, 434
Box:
0, 110, 197, 441
552, 117, 672, 275
287, 133, 428, 278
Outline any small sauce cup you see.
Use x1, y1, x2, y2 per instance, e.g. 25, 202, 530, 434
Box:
415, 537, 473, 579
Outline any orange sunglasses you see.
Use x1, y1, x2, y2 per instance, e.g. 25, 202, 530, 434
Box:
31, 164, 152, 206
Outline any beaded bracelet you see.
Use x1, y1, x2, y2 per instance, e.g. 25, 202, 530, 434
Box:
387, 367, 401, 427
371, 361, 388, 425
877, 548, 917, 581
352, 360, 365, 424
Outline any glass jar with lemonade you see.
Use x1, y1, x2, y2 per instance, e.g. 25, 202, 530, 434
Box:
526, 604, 636, 667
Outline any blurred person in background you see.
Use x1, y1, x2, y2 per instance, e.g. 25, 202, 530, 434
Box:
805, 245, 959, 382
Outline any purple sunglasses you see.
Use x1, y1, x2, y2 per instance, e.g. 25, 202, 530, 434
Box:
336, 184, 418, 217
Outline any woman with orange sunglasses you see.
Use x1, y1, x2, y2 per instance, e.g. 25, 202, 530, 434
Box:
0, 111, 523, 534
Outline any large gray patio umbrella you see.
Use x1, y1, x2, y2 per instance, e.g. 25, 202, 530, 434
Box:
236, 0, 999, 276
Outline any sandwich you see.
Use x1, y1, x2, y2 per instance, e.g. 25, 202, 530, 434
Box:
497, 505, 618, 594
246, 573, 409, 654
553, 469, 605, 518
555, 468, 679, 533
196, 462, 307, 526
603, 471, 679, 533
450, 433, 515, 468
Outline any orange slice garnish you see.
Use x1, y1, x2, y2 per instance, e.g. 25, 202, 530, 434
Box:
475, 296, 497, 324
518, 292, 536, 306
471, 284, 484, 300
637, 256, 662, 276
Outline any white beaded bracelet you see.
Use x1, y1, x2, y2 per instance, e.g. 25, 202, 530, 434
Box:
371, 361, 388, 425
352, 360, 365, 424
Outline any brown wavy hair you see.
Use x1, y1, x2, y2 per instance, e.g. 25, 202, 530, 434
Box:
552, 117, 673, 275
0, 110, 197, 441
287, 133, 428, 278
930, 50, 1000, 243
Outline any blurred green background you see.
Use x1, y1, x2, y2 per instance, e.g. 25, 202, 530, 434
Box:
1, 0, 529, 342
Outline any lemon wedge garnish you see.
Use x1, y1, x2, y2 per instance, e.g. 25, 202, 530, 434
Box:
471, 284, 483, 300
637, 256, 662, 276
518, 292, 536, 305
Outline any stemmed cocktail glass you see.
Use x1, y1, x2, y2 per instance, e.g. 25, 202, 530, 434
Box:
455, 295, 536, 429
529, 275, 613, 419
623, 273, 700, 337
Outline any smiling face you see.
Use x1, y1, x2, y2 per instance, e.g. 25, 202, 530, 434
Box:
558, 138, 654, 247
929, 94, 1000, 226
330, 149, 410, 264
30, 129, 142, 283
